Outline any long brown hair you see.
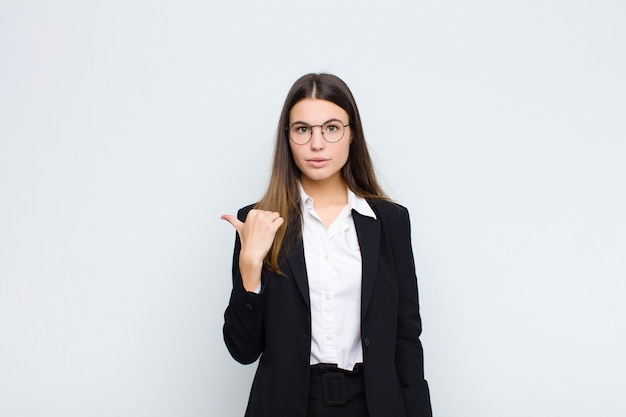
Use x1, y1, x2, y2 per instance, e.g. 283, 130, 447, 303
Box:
256, 73, 388, 273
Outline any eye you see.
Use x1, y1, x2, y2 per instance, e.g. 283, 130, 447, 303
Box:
324, 121, 342, 133
292, 125, 310, 134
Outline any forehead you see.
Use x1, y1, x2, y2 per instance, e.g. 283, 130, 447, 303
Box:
289, 98, 348, 123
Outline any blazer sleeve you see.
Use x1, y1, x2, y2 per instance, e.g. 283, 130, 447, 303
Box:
392, 206, 433, 417
222, 206, 266, 365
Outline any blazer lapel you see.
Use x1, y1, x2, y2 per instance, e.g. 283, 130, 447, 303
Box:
285, 240, 310, 309
352, 208, 380, 319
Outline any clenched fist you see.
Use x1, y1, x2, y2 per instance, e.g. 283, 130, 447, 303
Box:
221, 210, 284, 291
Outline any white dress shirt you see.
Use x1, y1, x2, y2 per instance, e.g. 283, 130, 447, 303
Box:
300, 185, 377, 371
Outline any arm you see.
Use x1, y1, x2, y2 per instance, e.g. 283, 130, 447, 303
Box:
392, 206, 433, 416
222, 207, 282, 364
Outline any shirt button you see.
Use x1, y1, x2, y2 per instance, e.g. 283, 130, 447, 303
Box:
363, 337, 370, 348
327, 335, 333, 341
325, 293, 331, 300
323, 255, 329, 261
245, 303, 253, 311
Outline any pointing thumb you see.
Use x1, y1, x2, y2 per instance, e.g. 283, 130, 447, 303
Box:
220, 214, 244, 233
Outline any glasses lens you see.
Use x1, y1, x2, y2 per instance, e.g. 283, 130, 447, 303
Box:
289, 124, 311, 145
321, 120, 345, 143
288, 121, 348, 144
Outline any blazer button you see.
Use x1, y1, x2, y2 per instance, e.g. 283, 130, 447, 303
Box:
363, 337, 370, 348
245, 303, 253, 311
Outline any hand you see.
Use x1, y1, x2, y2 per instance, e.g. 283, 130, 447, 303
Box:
221, 209, 284, 262
221, 210, 284, 291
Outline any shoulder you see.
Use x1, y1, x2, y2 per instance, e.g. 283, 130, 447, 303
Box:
367, 198, 410, 219
365, 199, 412, 232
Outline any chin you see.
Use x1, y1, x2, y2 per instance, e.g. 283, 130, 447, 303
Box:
304, 171, 340, 183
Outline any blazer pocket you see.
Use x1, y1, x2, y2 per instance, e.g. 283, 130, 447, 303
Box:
402, 380, 432, 417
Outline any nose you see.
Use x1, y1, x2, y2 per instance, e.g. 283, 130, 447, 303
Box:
309, 126, 325, 150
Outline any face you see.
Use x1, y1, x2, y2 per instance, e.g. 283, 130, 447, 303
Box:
288, 98, 351, 186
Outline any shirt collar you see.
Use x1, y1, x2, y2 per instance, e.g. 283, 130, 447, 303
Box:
299, 183, 377, 220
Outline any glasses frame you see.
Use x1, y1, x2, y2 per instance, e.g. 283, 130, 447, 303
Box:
286, 119, 351, 145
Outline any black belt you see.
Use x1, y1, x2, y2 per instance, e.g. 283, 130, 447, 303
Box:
308, 363, 365, 406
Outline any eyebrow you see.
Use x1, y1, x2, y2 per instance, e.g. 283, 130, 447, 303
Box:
289, 118, 345, 127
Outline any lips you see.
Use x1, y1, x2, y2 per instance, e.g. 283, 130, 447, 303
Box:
306, 158, 330, 168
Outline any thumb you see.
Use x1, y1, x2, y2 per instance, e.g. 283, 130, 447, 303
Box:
220, 214, 244, 233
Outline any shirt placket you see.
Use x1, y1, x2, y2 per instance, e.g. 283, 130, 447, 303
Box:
319, 223, 336, 362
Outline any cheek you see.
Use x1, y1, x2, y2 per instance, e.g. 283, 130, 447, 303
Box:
338, 143, 351, 165
289, 143, 300, 159
289, 144, 305, 168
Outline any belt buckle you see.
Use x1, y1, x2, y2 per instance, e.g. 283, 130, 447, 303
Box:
322, 372, 347, 406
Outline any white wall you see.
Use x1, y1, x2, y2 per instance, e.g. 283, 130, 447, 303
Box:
1, 1, 624, 416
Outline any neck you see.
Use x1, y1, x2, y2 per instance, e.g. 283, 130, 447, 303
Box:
300, 175, 348, 206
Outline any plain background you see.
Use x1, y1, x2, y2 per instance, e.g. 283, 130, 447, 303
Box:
1, 1, 625, 416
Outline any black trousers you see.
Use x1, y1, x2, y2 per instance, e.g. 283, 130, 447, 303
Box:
306, 364, 370, 417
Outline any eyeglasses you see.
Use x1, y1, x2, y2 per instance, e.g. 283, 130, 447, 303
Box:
287, 119, 350, 145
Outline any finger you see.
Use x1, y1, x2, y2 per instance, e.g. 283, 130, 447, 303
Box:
260, 212, 283, 230
267, 211, 282, 222
272, 216, 285, 228
220, 214, 244, 232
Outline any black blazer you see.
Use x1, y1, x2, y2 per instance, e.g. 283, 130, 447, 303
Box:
223, 199, 432, 417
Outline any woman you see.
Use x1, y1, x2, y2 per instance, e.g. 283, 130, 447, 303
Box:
221, 73, 432, 417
